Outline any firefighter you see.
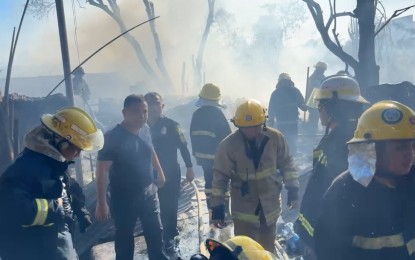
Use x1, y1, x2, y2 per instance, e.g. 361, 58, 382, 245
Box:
294, 74, 368, 259
314, 100, 415, 260
144, 92, 195, 256
211, 99, 299, 253
190, 83, 231, 214
72, 67, 91, 103
190, 235, 278, 259
305, 61, 327, 134
95, 94, 168, 260
268, 73, 307, 153
0, 107, 104, 260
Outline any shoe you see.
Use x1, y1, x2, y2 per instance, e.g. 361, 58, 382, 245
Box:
164, 239, 180, 258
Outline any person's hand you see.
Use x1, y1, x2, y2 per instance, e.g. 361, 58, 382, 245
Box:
286, 185, 299, 210
57, 198, 63, 206
186, 167, 195, 182
213, 220, 227, 229
95, 202, 111, 221
155, 172, 166, 188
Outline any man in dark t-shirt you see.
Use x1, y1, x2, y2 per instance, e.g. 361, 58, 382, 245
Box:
95, 94, 168, 260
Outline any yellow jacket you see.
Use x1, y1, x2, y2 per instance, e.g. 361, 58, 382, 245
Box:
211, 127, 298, 226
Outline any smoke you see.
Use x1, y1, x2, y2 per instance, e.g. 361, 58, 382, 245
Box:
3, 0, 414, 106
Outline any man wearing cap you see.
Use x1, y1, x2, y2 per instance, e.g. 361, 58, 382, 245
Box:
268, 73, 307, 154
306, 61, 327, 134
190, 83, 231, 217
144, 92, 195, 257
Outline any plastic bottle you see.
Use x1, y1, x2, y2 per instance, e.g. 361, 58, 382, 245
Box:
281, 222, 301, 255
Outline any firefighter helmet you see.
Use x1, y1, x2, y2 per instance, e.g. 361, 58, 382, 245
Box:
307, 74, 369, 108
206, 236, 277, 260
232, 99, 267, 128
199, 83, 221, 101
278, 73, 291, 81
348, 101, 415, 144
314, 61, 327, 70
41, 107, 104, 151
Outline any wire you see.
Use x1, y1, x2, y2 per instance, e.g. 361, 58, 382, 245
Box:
71, 0, 81, 65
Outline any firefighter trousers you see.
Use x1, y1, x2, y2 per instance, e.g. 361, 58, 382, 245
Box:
202, 165, 213, 209
233, 213, 276, 253
110, 185, 168, 260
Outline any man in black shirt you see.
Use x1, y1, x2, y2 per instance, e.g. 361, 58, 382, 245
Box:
95, 95, 168, 260
145, 92, 194, 256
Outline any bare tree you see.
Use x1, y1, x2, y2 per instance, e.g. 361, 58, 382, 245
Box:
193, 0, 215, 89
88, 0, 160, 84
304, 0, 415, 92
143, 0, 172, 89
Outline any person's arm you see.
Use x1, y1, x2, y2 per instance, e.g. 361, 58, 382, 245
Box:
211, 141, 233, 228
152, 149, 165, 188
295, 88, 308, 112
268, 92, 277, 126
175, 124, 194, 182
276, 134, 300, 209
95, 161, 112, 221
95, 131, 115, 221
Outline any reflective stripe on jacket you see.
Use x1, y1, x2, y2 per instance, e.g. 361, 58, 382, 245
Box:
190, 106, 231, 166
211, 127, 298, 226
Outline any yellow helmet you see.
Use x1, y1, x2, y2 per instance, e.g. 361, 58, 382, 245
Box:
41, 107, 104, 151
307, 74, 369, 108
199, 83, 221, 101
232, 99, 267, 128
205, 236, 277, 260
348, 101, 415, 144
314, 61, 327, 70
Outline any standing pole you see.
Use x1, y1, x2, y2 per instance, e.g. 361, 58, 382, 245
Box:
4, 28, 16, 117
55, 0, 74, 106
56, 0, 83, 185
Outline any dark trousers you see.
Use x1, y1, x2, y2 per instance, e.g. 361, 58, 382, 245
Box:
202, 165, 213, 209
277, 121, 298, 154
111, 185, 168, 260
56, 225, 78, 260
158, 167, 181, 243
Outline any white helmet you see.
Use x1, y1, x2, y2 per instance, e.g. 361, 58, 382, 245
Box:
307, 74, 369, 108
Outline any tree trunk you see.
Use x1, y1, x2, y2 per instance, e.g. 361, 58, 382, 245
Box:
193, 0, 215, 90
143, 0, 172, 91
355, 0, 379, 94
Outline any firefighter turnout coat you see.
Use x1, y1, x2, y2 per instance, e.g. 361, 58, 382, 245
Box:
211, 127, 298, 226
315, 171, 415, 260
0, 126, 69, 260
190, 106, 231, 167
295, 126, 353, 248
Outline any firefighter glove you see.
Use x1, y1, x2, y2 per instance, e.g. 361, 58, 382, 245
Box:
286, 186, 299, 207
79, 213, 92, 233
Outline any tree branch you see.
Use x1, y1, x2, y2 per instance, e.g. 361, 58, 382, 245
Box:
325, 12, 356, 30
303, 0, 359, 69
375, 4, 415, 36
87, 0, 116, 20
